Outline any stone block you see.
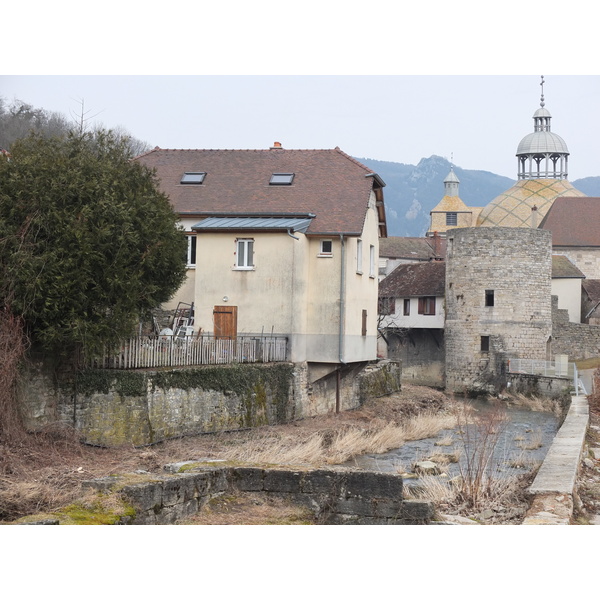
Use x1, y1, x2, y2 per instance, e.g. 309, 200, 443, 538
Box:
119, 481, 164, 513
229, 467, 265, 491
263, 469, 304, 493
300, 469, 340, 494
343, 471, 403, 499
397, 499, 435, 523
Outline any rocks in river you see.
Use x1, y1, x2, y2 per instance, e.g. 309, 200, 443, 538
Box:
413, 461, 441, 475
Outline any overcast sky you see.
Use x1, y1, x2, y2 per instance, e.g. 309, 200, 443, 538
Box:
4, 2, 600, 182
3, 74, 599, 181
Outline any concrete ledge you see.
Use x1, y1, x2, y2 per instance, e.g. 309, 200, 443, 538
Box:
524, 394, 589, 524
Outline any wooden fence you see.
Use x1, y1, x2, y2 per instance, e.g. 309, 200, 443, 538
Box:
91, 334, 289, 370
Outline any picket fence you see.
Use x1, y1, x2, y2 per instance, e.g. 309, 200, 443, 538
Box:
91, 334, 288, 369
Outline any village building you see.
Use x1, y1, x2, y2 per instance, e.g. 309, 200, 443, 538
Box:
135, 143, 388, 400
378, 234, 445, 279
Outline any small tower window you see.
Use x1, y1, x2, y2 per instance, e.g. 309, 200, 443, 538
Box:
480, 336, 490, 352
485, 290, 495, 307
446, 212, 458, 226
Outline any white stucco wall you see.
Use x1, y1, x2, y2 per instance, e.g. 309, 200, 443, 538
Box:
380, 296, 445, 329
551, 278, 582, 323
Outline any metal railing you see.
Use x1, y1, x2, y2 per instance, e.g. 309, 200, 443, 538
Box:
90, 334, 288, 370
507, 358, 574, 379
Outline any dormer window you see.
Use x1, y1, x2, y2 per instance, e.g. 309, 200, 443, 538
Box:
270, 173, 294, 185
181, 172, 206, 184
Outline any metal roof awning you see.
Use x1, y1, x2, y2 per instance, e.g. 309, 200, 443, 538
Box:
192, 215, 314, 233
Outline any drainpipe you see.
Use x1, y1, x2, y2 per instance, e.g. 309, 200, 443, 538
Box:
286, 229, 299, 240
337, 234, 347, 414
338, 234, 346, 365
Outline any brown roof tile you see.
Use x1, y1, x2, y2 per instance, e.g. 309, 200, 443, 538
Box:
379, 236, 446, 260
540, 197, 600, 246
135, 146, 385, 236
552, 255, 585, 279
379, 262, 446, 298
582, 279, 600, 302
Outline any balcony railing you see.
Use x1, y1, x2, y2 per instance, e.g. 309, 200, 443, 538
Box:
90, 334, 288, 370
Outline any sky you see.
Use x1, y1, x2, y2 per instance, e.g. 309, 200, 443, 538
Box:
4, 2, 600, 182
3, 74, 599, 181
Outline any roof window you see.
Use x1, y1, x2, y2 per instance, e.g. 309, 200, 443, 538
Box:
181, 172, 206, 184
270, 173, 294, 185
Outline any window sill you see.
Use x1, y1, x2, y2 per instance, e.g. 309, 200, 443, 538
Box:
356, 270, 363, 275
186, 265, 196, 269
317, 254, 333, 258
232, 266, 255, 271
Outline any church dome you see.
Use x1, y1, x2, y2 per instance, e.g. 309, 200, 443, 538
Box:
476, 178, 586, 228
516, 130, 569, 155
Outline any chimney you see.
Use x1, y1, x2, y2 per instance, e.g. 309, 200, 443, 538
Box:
270, 142, 283, 149
432, 231, 441, 257
531, 205, 538, 228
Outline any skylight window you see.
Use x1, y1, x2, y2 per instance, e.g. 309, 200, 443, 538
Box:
181, 172, 206, 184
269, 173, 294, 185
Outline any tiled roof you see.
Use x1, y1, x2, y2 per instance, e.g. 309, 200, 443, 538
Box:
552, 255, 585, 279
379, 261, 446, 298
582, 279, 600, 302
135, 146, 385, 236
430, 195, 471, 213
540, 197, 600, 247
379, 236, 446, 260
476, 179, 586, 228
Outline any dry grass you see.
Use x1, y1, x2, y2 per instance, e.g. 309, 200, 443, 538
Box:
0, 384, 455, 522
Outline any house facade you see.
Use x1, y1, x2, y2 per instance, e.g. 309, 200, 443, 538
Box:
135, 144, 387, 369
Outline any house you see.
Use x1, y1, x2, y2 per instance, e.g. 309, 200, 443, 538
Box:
378, 234, 445, 279
135, 144, 387, 373
539, 197, 600, 280
377, 261, 446, 386
551, 255, 585, 323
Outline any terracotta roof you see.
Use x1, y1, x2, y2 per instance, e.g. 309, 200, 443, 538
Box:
379, 236, 446, 260
135, 146, 386, 236
552, 255, 585, 279
582, 280, 600, 302
379, 261, 446, 298
540, 197, 600, 247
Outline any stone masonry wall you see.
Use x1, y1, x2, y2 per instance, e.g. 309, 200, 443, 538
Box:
18, 360, 402, 447
552, 295, 600, 359
445, 227, 552, 394
84, 466, 433, 525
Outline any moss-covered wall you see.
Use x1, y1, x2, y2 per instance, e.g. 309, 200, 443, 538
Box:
18, 361, 401, 447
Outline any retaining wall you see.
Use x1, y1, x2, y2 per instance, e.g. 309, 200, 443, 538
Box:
84, 465, 433, 525
18, 360, 402, 447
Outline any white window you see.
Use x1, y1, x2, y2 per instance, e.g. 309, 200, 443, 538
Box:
369, 245, 375, 277
187, 235, 197, 267
319, 239, 333, 256
356, 239, 363, 274
235, 238, 254, 269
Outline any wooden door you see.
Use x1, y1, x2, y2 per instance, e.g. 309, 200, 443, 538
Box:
213, 305, 237, 340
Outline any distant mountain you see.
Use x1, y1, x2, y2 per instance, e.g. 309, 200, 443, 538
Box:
355, 155, 600, 237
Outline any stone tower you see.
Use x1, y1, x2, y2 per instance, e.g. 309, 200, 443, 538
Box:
445, 227, 552, 393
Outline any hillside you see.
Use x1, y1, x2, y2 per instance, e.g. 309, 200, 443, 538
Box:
356, 155, 600, 237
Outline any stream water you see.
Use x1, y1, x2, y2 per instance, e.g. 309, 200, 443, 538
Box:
345, 398, 561, 484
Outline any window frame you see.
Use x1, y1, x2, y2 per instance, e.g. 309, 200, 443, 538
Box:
186, 234, 197, 268
446, 212, 458, 226
418, 296, 436, 316
378, 297, 395, 316
403, 298, 411, 316
485, 289, 495, 307
369, 244, 375, 278
235, 238, 255, 270
180, 172, 206, 184
269, 173, 295, 185
319, 239, 333, 257
356, 239, 363, 274
480, 335, 490, 352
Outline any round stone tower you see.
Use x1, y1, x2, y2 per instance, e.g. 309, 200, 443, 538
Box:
445, 227, 552, 394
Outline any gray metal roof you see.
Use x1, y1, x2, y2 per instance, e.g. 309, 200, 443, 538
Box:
517, 131, 569, 155
192, 215, 314, 233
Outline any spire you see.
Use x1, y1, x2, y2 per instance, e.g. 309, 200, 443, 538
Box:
540, 75, 545, 108
443, 166, 460, 197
